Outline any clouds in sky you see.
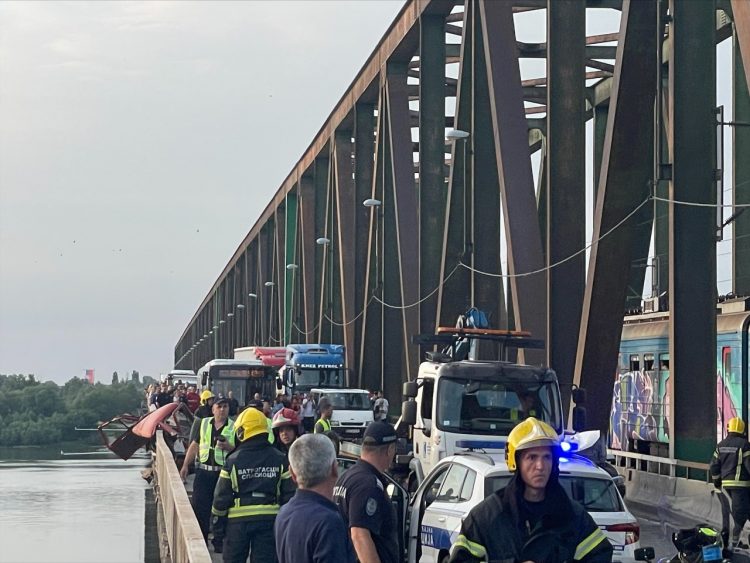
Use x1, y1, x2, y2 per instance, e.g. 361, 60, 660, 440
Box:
0, 0, 403, 383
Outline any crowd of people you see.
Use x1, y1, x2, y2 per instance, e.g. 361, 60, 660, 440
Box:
173, 381, 614, 563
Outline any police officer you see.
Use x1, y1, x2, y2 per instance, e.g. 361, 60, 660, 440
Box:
314, 398, 333, 434
710, 417, 750, 549
212, 406, 296, 563
334, 421, 399, 563
180, 397, 234, 553
449, 418, 612, 563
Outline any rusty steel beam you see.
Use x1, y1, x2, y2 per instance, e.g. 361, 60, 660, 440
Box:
334, 130, 357, 371
479, 0, 546, 360
386, 62, 421, 381
471, 2, 505, 344
437, 0, 473, 328
274, 204, 285, 344
317, 155, 334, 343
573, 0, 657, 436
419, 13, 447, 356
668, 0, 717, 463
299, 176, 316, 340
546, 0, 586, 415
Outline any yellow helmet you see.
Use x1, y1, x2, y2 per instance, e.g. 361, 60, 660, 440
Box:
200, 390, 215, 403
234, 407, 268, 442
728, 417, 746, 435
505, 417, 559, 472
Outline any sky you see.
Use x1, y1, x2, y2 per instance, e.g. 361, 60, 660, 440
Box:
0, 2, 734, 385
0, 0, 404, 384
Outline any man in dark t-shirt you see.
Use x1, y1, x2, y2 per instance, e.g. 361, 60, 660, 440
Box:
334, 422, 399, 563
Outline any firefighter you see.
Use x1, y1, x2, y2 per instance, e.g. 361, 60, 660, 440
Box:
194, 389, 216, 419
710, 417, 750, 549
272, 407, 301, 453
180, 397, 234, 553
449, 417, 613, 563
212, 406, 296, 563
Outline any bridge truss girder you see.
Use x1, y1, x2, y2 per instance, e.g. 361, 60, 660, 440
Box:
175, 0, 749, 463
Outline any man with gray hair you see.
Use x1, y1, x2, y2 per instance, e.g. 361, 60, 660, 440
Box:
274, 434, 354, 563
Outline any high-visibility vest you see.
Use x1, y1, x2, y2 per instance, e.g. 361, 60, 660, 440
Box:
198, 417, 235, 466
315, 418, 331, 433
267, 417, 275, 444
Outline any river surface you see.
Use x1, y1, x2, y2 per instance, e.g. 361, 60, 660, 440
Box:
0, 444, 151, 563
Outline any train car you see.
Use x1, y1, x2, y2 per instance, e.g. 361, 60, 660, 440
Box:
610, 298, 750, 456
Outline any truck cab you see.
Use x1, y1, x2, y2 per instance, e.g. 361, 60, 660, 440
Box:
279, 344, 347, 395
402, 358, 564, 486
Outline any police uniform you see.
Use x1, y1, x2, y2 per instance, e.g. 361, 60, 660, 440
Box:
187, 406, 235, 549
710, 417, 750, 547
334, 422, 400, 563
212, 408, 295, 563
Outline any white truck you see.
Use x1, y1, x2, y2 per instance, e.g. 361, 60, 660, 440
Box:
309, 388, 374, 439
396, 326, 588, 491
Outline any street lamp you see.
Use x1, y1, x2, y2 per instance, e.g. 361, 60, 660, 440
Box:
363, 198, 383, 294
446, 129, 471, 256
248, 292, 257, 299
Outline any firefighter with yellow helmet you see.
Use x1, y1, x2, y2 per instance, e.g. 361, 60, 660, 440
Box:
710, 417, 750, 549
212, 405, 296, 563
194, 389, 216, 419
449, 418, 612, 562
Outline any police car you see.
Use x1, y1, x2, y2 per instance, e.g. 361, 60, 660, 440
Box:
405, 452, 642, 563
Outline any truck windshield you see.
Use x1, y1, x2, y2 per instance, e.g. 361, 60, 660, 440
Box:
296, 368, 345, 392
436, 377, 562, 435
324, 393, 371, 411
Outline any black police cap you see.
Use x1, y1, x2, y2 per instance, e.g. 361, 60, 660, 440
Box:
362, 421, 397, 446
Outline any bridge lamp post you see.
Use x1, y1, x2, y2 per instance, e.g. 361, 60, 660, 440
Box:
446, 129, 471, 256
227, 312, 235, 355
316, 237, 333, 342
265, 281, 276, 346
248, 293, 258, 345
236, 303, 245, 347
363, 199, 382, 294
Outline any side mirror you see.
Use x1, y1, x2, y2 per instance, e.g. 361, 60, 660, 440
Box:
201, 372, 208, 387
403, 381, 418, 399
634, 547, 655, 561
275, 379, 282, 391
572, 405, 587, 432
571, 387, 587, 405
401, 400, 417, 426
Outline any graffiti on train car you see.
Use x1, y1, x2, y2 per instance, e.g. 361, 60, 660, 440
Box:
609, 368, 739, 450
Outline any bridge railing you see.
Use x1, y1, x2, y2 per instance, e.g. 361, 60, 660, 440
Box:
608, 448, 710, 482
154, 432, 212, 563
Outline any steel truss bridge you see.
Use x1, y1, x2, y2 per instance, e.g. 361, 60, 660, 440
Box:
175, 0, 750, 463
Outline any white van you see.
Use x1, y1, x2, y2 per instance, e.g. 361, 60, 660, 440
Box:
310, 388, 373, 439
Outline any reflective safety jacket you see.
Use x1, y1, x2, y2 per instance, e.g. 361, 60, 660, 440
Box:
448, 476, 613, 563
314, 417, 331, 434
211, 434, 296, 521
198, 417, 235, 466
710, 432, 750, 488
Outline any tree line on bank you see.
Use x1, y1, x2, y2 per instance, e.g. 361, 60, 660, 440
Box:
0, 374, 148, 446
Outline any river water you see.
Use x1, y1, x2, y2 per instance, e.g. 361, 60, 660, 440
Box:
0, 444, 153, 563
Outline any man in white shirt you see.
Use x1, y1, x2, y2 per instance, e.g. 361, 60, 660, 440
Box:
373, 391, 389, 422
301, 394, 316, 433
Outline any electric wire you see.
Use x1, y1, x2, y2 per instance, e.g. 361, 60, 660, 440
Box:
460, 195, 652, 280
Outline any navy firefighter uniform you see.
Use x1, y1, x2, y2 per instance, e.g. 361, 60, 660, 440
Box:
212, 407, 296, 563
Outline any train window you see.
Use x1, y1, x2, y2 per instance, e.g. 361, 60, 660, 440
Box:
658, 353, 670, 371
644, 354, 655, 371
629, 355, 640, 372
722, 347, 732, 382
